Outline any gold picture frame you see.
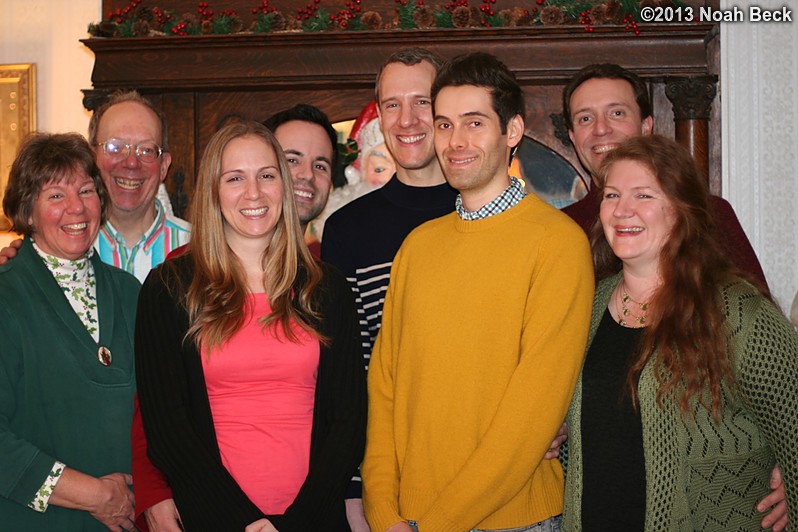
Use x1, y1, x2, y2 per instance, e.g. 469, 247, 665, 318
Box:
0, 63, 36, 224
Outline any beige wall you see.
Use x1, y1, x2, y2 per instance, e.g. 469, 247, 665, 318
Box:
0, 0, 100, 135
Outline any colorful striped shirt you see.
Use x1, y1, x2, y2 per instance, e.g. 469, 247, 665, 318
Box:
96, 198, 191, 283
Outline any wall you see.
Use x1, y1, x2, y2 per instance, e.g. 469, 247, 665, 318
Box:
722, 0, 798, 309
0, 0, 100, 135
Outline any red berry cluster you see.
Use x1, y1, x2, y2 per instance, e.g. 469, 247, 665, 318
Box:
623, 13, 640, 35
330, 0, 363, 27
478, 0, 497, 25
252, 0, 276, 15
442, 0, 468, 12
171, 21, 190, 35
152, 7, 173, 25
107, 0, 143, 23
393, 0, 408, 8
579, 9, 594, 31
297, 0, 322, 21
197, 2, 214, 23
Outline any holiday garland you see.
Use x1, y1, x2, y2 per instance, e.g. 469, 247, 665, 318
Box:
89, 0, 687, 37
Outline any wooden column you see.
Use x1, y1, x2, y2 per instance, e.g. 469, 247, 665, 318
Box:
665, 75, 718, 182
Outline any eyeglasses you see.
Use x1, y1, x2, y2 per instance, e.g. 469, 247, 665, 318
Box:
97, 138, 163, 163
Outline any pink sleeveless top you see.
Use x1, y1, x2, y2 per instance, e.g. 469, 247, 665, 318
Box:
202, 293, 320, 514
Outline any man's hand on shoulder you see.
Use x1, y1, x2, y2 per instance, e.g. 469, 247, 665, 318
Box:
0, 238, 22, 265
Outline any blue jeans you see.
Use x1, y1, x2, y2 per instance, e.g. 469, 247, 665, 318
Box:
407, 515, 561, 532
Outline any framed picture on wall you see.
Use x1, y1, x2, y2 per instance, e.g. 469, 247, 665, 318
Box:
0, 63, 36, 234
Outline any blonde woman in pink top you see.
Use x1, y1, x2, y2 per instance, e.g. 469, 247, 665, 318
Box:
135, 120, 367, 532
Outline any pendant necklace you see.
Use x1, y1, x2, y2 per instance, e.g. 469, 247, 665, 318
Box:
618, 281, 650, 328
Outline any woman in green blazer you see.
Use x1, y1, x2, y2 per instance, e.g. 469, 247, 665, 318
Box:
0, 133, 140, 531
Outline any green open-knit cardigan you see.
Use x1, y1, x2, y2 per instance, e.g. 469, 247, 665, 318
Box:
563, 273, 798, 531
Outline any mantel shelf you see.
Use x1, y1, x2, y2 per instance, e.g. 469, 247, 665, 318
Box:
83, 24, 717, 91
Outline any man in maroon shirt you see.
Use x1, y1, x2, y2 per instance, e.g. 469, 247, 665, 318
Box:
561, 63, 769, 292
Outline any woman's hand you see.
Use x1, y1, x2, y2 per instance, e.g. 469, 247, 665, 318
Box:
144, 498, 183, 532
544, 422, 568, 459
49, 468, 135, 532
245, 518, 279, 532
89, 473, 136, 531
345, 498, 371, 531
758, 464, 789, 531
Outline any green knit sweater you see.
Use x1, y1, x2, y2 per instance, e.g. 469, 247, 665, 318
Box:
563, 273, 798, 531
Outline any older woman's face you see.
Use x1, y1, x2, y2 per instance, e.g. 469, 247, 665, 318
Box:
28, 169, 102, 260
218, 135, 284, 253
599, 159, 676, 270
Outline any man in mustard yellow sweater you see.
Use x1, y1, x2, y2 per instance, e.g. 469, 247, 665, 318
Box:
362, 52, 594, 532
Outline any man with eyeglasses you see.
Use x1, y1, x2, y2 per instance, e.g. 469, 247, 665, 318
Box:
0, 91, 190, 281
88, 90, 191, 282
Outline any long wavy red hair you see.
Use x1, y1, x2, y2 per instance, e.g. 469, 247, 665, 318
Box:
591, 135, 767, 420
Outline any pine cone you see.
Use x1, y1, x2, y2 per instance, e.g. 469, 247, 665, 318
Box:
591, 3, 608, 23
498, 8, 513, 25
271, 11, 287, 31
90, 21, 118, 37
361, 11, 383, 30
180, 13, 198, 27
514, 7, 533, 26
604, 0, 621, 20
540, 5, 565, 24
135, 6, 154, 22
451, 5, 471, 27
228, 14, 244, 33
132, 19, 151, 36
413, 5, 435, 28
468, 6, 482, 26
287, 16, 303, 31
201, 20, 213, 34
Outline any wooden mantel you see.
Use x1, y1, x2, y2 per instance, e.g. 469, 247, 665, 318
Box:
82, 24, 719, 213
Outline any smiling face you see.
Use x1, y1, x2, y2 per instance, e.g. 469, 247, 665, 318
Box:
568, 77, 653, 183
94, 101, 171, 223
273, 120, 334, 227
377, 61, 439, 179
433, 84, 523, 210
29, 169, 103, 260
218, 135, 284, 253
600, 159, 676, 272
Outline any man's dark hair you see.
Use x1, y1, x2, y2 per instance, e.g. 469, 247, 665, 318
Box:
431, 52, 525, 134
263, 104, 344, 187
562, 63, 652, 130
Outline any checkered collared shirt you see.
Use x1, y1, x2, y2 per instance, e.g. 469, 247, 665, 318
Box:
455, 176, 526, 220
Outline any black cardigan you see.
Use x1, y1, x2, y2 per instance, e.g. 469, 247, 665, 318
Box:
135, 254, 366, 531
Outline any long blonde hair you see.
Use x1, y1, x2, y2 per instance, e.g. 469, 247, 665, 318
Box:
181, 120, 325, 352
